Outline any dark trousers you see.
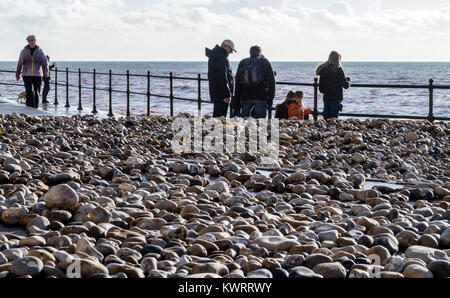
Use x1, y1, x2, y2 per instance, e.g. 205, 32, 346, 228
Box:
213, 100, 229, 118
23, 76, 42, 108
242, 99, 268, 119
43, 77, 51, 102
230, 96, 241, 118
323, 99, 340, 119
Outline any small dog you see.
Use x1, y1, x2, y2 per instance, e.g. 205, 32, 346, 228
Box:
17, 91, 26, 104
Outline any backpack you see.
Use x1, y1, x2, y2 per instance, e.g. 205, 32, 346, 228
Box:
238, 57, 264, 87
275, 101, 289, 119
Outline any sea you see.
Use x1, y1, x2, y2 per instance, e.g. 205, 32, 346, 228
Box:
0, 61, 449, 118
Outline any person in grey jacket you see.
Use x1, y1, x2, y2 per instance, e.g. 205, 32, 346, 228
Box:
16, 35, 49, 108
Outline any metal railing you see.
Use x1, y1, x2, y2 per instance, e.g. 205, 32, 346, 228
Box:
0, 68, 449, 121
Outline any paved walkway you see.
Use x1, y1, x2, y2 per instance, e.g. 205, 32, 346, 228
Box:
0, 97, 109, 118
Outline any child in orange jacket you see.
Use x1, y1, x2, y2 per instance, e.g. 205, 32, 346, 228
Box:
287, 91, 304, 120
288, 91, 313, 120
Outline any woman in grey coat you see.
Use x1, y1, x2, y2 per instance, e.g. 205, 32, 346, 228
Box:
16, 35, 49, 108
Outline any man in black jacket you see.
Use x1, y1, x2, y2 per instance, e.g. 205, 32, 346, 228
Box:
206, 40, 236, 117
234, 46, 275, 119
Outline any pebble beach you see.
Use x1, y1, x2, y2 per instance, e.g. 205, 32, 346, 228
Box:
0, 114, 449, 279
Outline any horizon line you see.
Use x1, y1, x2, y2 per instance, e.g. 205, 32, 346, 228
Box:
1, 60, 450, 63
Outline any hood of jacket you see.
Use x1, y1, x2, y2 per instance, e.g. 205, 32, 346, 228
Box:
205, 45, 228, 59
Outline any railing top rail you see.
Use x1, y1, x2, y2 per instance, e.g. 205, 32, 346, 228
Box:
2, 68, 449, 89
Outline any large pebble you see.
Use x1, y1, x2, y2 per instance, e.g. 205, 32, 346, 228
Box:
79, 259, 109, 277
405, 246, 450, 264
304, 254, 333, 269
89, 206, 112, 224
313, 262, 347, 278
253, 236, 299, 252
18, 236, 46, 247
427, 260, 450, 278
191, 263, 229, 276
1, 207, 27, 225
11, 256, 44, 277
403, 264, 433, 278
44, 184, 79, 210
289, 266, 322, 278
441, 228, 450, 248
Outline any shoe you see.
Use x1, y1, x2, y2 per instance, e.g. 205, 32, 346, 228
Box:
42, 100, 50, 104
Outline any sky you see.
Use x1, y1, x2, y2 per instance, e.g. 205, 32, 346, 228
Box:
1, 0, 450, 61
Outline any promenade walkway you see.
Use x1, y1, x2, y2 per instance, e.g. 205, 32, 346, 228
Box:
0, 97, 108, 117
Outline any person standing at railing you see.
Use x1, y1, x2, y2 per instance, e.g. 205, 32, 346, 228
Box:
206, 39, 236, 117
16, 34, 49, 108
316, 51, 351, 119
42, 55, 56, 104
234, 45, 275, 119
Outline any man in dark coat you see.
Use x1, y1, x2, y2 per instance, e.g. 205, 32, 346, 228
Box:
205, 40, 236, 117
233, 46, 275, 119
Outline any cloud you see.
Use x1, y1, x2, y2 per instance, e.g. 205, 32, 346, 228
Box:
0, 0, 449, 61
327, 1, 354, 16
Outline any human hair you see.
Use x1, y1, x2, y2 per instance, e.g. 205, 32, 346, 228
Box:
294, 91, 304, 99
250, 45, 262, 57
286, 90, 295, 100
328, 51, 342, 68
26, 35, 36, 41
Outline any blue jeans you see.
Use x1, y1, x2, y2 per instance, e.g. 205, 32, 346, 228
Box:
43, 77, 51, 102
323, 99, 340, 119
242, 99, 267, 119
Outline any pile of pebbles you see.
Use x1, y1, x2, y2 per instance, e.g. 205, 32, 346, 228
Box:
0, 113, 449, 278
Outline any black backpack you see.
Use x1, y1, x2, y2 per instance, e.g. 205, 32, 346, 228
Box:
275, 101, 289, 119
238, 57, 264, 87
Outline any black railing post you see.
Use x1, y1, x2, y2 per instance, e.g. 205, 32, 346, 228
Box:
427, 79, 435, 122
313, 77, 319, 122
65, 68, 70, 108
169, 72, 174, 117
126, 70, 130, 117
108, 69, 113, 117
147, 71, 151, 117
54, 67, 58, 105
77, 68, 83, 110
92, 69, 97, 114
197, 74, 202, 117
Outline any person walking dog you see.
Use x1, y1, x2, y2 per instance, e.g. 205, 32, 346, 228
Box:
16, 34, 49, 108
